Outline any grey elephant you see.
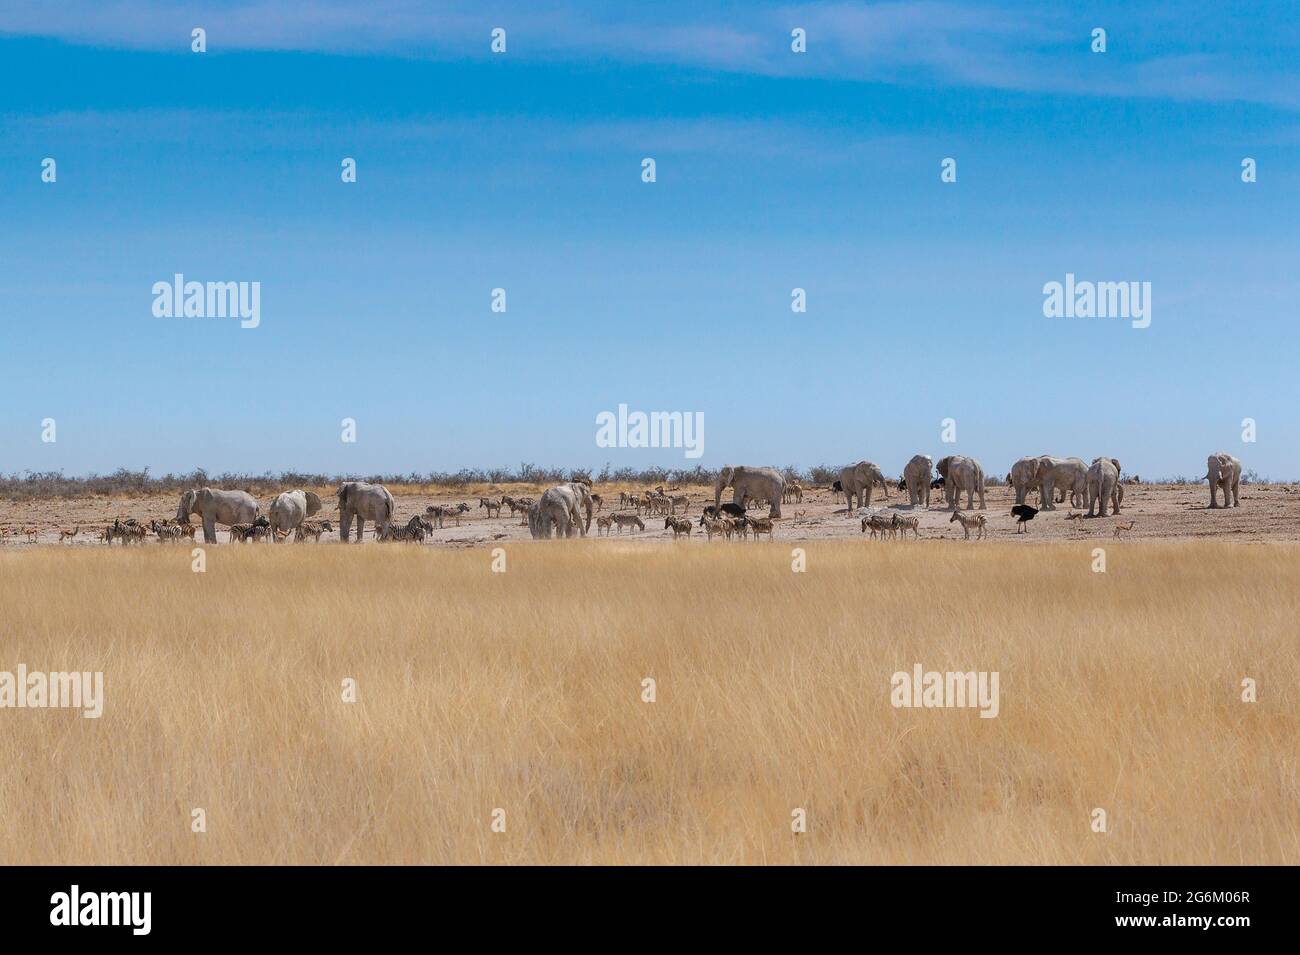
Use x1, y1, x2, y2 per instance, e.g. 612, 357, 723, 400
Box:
838, 460, 889, 510
176, 487, 259, 543
269, 490, 323, 541
1085, 457, 1124, 517
902, 454, 933, 508
1010, 455, 1045, 507
713, 465, 786, 519
936, 455, 986, 510
1206, 452, 1242, 508
337, 481, 396, 542
1037, 456, 1087, 510
528, 482, 594, 538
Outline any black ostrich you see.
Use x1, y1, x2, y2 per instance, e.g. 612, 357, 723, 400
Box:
1011, 504, 1038, 532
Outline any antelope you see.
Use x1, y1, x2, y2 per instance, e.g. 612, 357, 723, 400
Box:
58, 525, 80, 543
1113, 520, 1136, 539
949, 510, 987, 540
479, 497, 502, 518
23, 526, 39, 543
664, 516, 692, 538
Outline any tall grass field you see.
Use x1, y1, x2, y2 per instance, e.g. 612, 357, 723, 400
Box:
0, 542, 1295, 864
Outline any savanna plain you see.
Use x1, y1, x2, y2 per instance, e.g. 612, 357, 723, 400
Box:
0, 535, 1295, 865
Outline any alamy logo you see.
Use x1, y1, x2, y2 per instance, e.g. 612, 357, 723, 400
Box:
890, 664, 1000, 718
152, 273, 261, 328
595, 404, 704, 459
0, 665, 103, 718
50, 885, 151, 935
1042, 273, 1150, 329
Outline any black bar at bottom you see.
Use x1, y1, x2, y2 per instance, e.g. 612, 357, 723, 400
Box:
0, 866, 1281, 941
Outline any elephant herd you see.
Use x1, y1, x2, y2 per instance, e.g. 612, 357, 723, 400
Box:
1007, 452, 1242, 516
175, 481, 396, 543
169, 451, 1243, 545
709, 452, 1241, 523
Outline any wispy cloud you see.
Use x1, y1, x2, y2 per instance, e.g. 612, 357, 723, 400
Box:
2, 0, 1298, 108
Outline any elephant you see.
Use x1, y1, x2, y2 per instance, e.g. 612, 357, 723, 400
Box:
838, 461, 889, 510
935, 456, 986, 510
714, 465, 786, 519
176, 487, 258, 544
1010, 455, 1045, 507
1206, 452, 1242, 508
902, 454, 933, 508
1036, 456, 1087, 511
1085, 457, 1124, 517
268, 490, 323, 541
528, 482, 594, 538
337, 481, 396, 542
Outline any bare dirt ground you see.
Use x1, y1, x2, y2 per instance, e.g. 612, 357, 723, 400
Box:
2, 481, 1297, 547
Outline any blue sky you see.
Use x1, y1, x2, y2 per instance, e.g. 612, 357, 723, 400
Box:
2, 1, 1298, 478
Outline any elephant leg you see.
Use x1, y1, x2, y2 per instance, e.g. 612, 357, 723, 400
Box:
1232, 479, 1240, 506
356, 519, 366, 542
203, 517, 217, 543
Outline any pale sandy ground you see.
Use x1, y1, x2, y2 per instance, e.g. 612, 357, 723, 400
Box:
2, 481, 1297, 547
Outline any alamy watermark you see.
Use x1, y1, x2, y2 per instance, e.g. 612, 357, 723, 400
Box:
1042, 273, 1150, 329
595, 404, 704, 459
1, 665, 104, 718
891, 664, 999, 718
152, 273, 260, 328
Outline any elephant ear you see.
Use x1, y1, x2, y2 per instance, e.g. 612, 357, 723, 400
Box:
305, 491, 323, 516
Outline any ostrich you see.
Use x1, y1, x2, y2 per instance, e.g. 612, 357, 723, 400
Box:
1011, 504, 1038, 533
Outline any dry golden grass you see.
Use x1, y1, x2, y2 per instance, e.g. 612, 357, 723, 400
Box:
0, 541, 1295, 865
